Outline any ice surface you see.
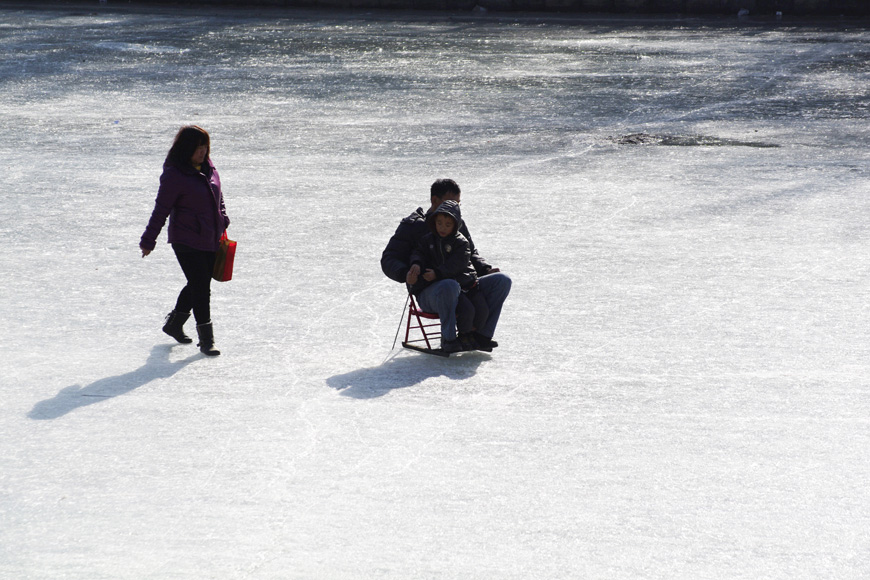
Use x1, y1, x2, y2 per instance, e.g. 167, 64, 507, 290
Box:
1, 5, 869, 579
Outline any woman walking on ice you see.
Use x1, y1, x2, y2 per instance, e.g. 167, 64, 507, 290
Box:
140, 125, 230, 356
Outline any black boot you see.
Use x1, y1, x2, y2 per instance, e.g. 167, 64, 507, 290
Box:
162, 310, 193, 344
196, 322, 221, 356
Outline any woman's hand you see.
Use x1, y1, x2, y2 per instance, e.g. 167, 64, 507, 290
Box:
141, 246, 151, 258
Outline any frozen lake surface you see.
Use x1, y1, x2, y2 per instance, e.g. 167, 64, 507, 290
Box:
1, 5, 869, 579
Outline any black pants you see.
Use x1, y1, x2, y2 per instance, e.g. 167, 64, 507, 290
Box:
456, 290, 489, 334
172, 243, 216, 325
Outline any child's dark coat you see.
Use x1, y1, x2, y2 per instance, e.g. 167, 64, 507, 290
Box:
408, 200, 478, 296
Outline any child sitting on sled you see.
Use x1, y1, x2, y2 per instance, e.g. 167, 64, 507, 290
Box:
406, 200, 489, 353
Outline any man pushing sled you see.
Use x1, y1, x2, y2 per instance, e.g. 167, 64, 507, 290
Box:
381, 179, 511, 355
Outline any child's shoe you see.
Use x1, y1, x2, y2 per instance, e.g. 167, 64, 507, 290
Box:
441, 339, 463, 354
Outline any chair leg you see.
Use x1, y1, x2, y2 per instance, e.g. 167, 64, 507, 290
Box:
404, 294, 442, 352
418, 311, 433, 350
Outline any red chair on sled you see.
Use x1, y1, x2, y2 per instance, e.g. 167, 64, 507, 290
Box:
401, 294, 449, 356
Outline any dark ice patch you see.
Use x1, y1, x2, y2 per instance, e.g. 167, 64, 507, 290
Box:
613, 133, 779, 148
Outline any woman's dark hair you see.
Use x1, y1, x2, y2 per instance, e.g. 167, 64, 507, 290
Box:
166, 125, 210, 167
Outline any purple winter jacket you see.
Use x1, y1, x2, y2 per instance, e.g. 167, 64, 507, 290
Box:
140, 158, 230, 253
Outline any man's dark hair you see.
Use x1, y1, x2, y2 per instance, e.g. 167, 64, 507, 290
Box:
430, 178, 461, 200
166, 125, 210, 167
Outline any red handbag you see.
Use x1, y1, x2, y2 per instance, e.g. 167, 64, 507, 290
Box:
212, 231, 237, 282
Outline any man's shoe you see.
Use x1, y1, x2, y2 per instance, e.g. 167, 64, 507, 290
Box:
473, 332, 496, 352
458, 332, 479, 351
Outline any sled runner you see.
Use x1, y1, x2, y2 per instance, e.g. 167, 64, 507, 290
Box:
402, 294, 451, 357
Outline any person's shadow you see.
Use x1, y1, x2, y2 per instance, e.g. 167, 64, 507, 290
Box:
28, 344, 201, 420
327, 351, 489, 399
